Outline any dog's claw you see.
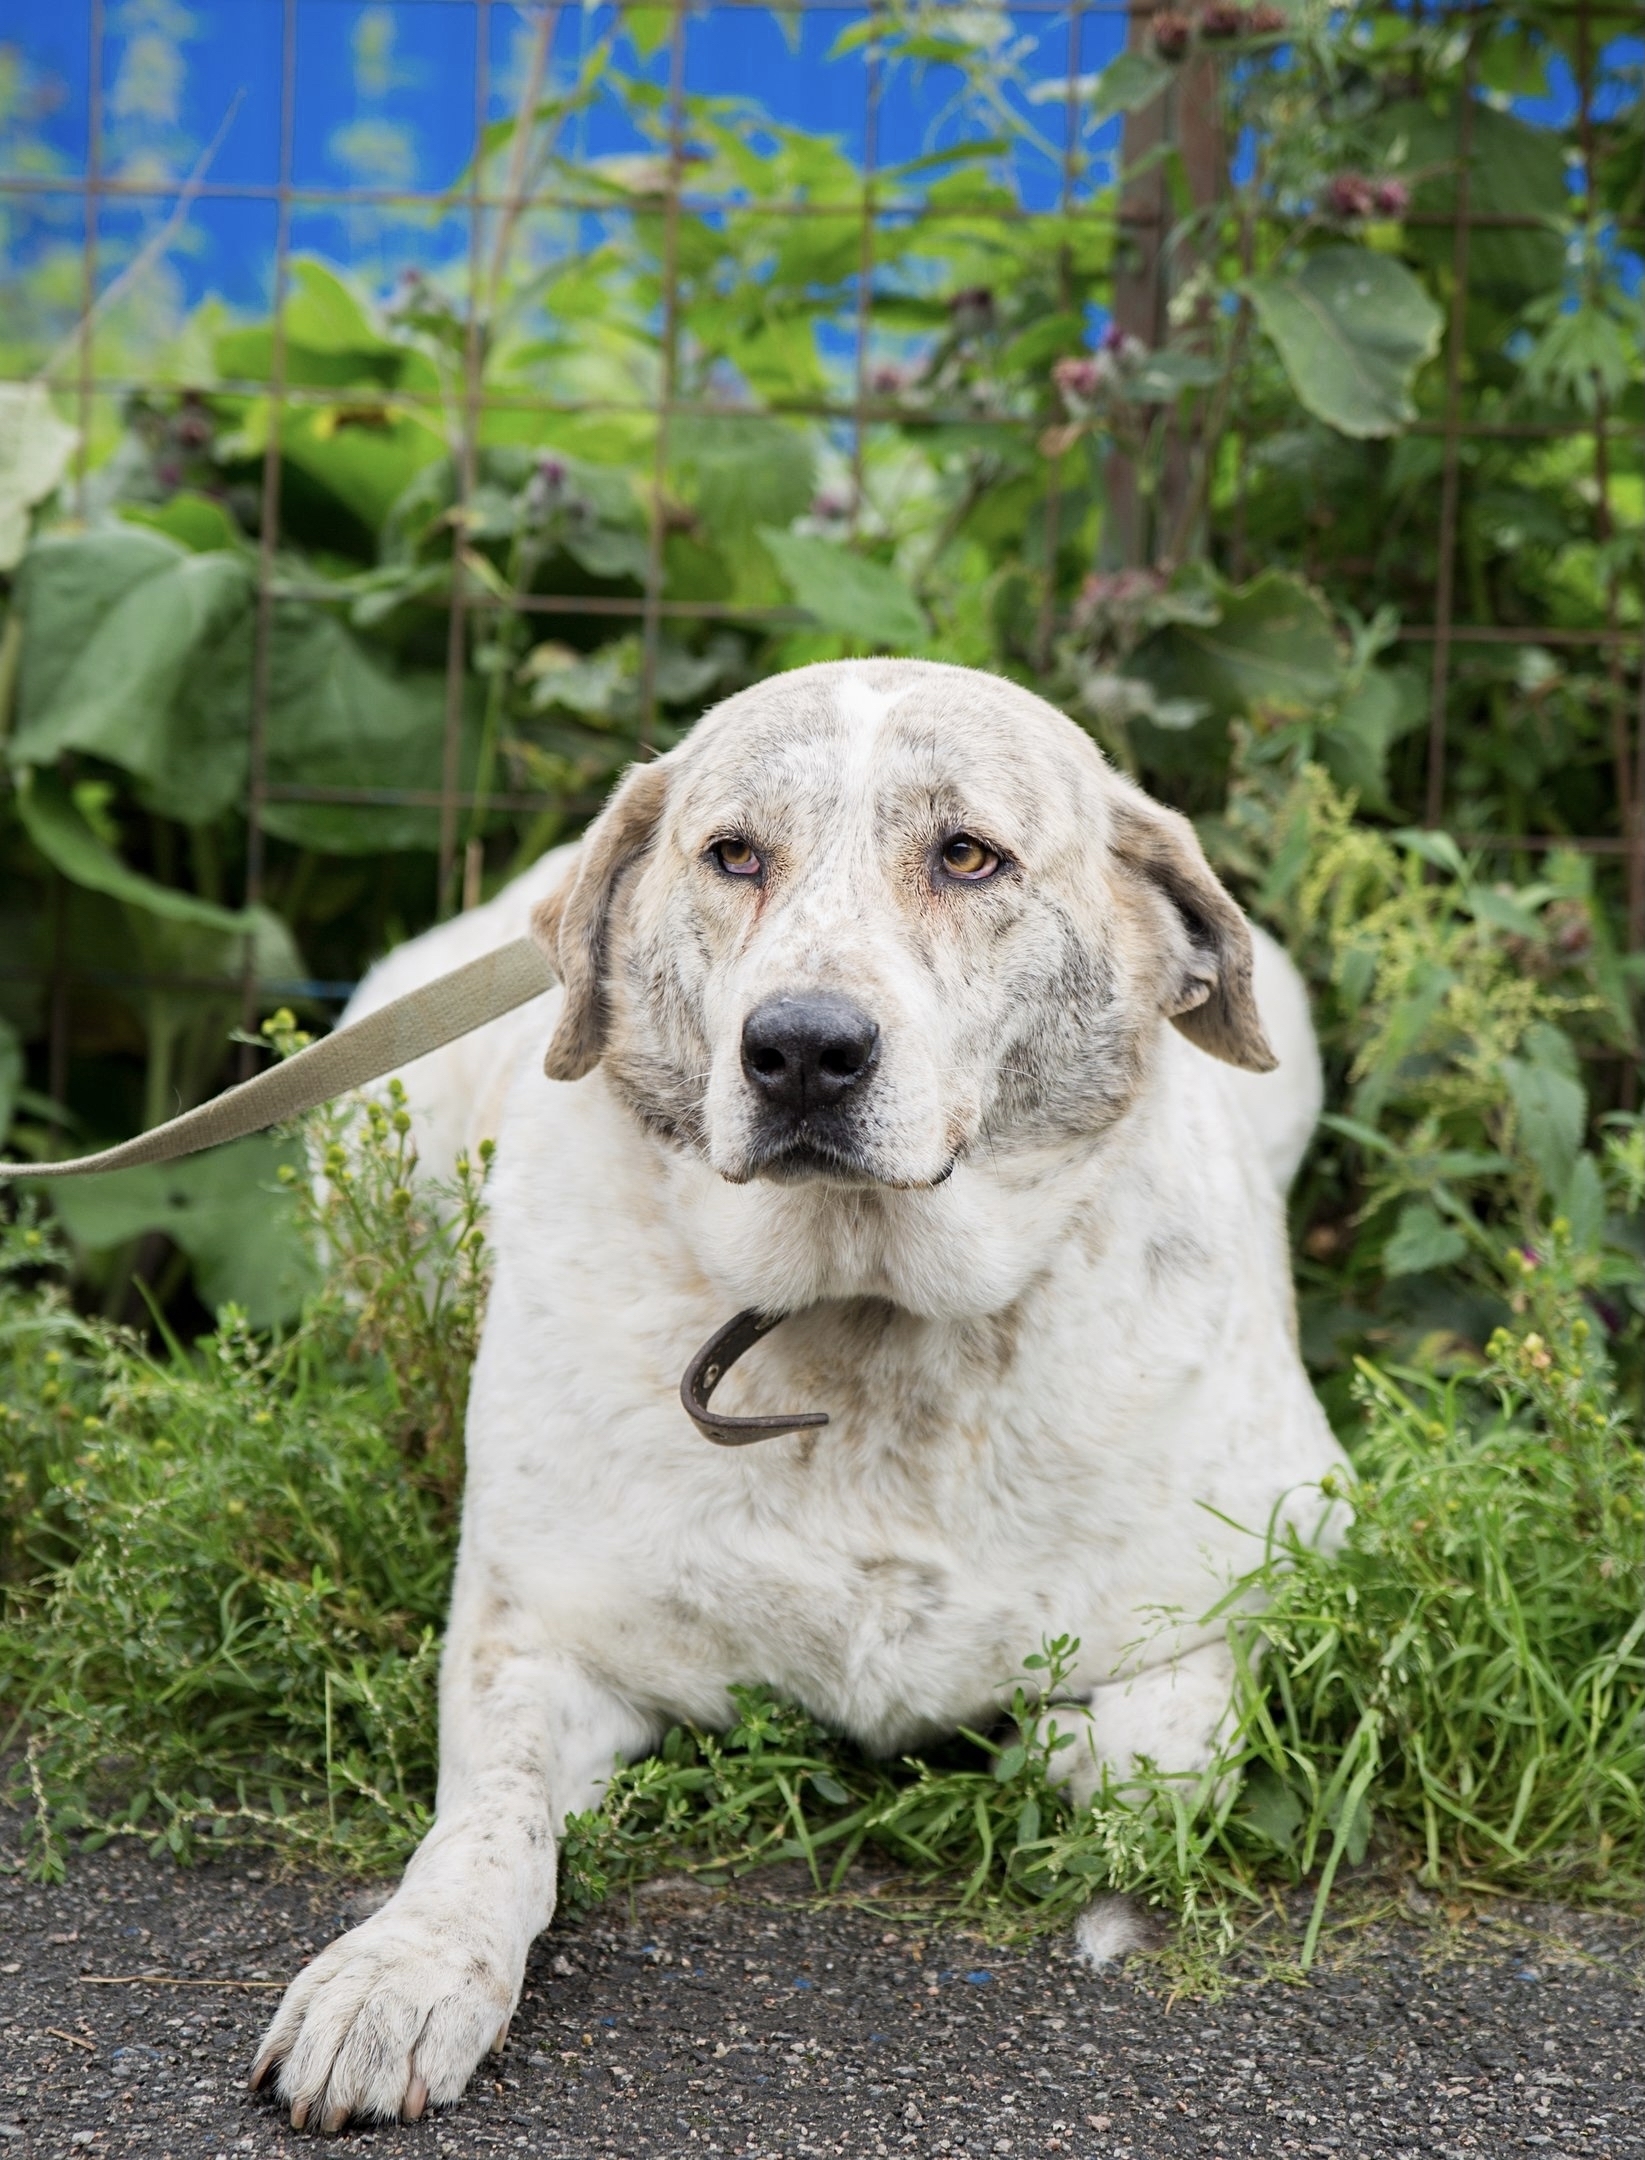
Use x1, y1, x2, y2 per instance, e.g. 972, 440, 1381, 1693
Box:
403, 2074, 429, 2123
491, 2018, 510, 2055
248, 2049, 274, 2092
321, 2100, 349, 2134
289, 2097, 309, 2131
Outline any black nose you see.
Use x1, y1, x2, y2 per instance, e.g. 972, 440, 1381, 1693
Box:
741, 994, 881, 1113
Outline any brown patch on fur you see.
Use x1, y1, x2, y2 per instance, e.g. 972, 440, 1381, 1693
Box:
468, 1640, 507, 1695
956, 1301, 1024, 1380
751, 1295, 1030, 1460
1144, 1229, 1211, 1284
761, 1300, 945, 1455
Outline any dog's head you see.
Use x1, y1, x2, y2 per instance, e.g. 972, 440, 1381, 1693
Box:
530, 660, 1273, 1195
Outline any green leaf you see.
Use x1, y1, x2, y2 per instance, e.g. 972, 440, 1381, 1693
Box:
1247, 247, 1443, 439
991, 1742, 1028, 1783
1383, 1200, 1468, 1278
758, 529, 928, 650
810, 1771, 850, 1807
0, 383, 78, 570
623, 6, 674, 57
18, 770, 254, 940
1086, 51, 1173, 124
1520, 305, 1636, 416
0, 1016, 21, 1142
1503, 1043, 1586, 1197
1352, 960, 1452, 1125
1319, 664, 1424, 810
1237, 1764, 1305, 1852
121, 493, 241, 554
1395, 826, 1470, 881
1127, 569, 1341, 725
15, 770, 301, 987
285, 260, 397, 356
1561, 1152, 1606, 1252
1468, 886, 1543, 940
1328, 1787, 1373, 1869
261, 612, 478, 855
1118, 350, 1224, 403
1373, 99, 1564, 304
15, 526, 180, 719
278, 407, 447, 537
214, 262, 407, 389
671, 416, 816, 536
44, 1137, 317, 1328
999, 312, 1088, 375
673, 417, 815, 603
12, 529, 253, 823
880, 139, 1008, 184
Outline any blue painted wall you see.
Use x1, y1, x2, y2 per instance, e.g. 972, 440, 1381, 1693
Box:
3, 3, 1130, 318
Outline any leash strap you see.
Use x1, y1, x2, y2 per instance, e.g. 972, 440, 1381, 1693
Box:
0, 935, 555, 1183
0, 930, 827, 1449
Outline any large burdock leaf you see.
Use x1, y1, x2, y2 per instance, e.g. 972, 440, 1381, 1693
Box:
673, 416, 815, 536
215, 258, 407, 387
45, 1137, 317, 1329
261, 611, 477, 855
18, 774, 305, 1252
16, 771, 299, 983
1126, 568, 1342, 724
0, 385, 78, 570
13, 529, 253, 823
1372, 99, 1564, 306
1247, 247, 1443, 439
758, 528, 928, 649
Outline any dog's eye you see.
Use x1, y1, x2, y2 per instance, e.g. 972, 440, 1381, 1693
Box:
711, 837, 762, 878
940, 833, 1001, 881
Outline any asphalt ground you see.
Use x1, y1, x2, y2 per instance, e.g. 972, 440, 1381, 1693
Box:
1, 1816, 1640, 2160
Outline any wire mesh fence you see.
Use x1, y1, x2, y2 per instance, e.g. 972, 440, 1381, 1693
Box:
0, 0, 1641, 1138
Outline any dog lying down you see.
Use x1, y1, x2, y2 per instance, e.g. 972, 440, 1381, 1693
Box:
251, 658, 1347, 2130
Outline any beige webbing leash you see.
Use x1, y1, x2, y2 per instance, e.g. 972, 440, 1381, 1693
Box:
0, 936, 554, 1184
0, 929, 825, 1446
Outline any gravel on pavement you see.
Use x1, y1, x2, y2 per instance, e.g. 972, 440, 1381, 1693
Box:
1, 1814, 1640, 2160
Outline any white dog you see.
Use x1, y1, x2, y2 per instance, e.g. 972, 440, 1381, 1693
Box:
251, 659, 1346, 2130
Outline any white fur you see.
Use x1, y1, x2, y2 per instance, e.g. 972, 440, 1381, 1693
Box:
1072, 1894, 1151, 1969
253, 661, 1346, 2128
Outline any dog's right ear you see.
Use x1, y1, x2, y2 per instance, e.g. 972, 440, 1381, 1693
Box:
530, 756, 672, 1082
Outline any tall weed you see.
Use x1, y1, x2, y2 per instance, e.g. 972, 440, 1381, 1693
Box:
1212, 755, 1644, 1411
0, 1031, 494, 1874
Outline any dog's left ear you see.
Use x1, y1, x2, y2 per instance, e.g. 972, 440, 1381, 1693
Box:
530, 755, 672, 1081
1107, 789, 1277, 1073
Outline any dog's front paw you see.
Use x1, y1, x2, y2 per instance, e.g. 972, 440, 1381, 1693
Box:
250, 1898, 516, 2131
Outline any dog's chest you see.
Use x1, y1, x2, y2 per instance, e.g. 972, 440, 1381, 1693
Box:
613, 1299, 1214, 1746
472, 1104, 1331, 1751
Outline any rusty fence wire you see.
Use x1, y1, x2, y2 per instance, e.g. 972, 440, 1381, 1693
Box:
0, 0, 1641, 1116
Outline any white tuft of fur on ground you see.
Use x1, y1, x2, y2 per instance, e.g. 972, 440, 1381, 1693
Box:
1072, 1894, 1150, 1969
